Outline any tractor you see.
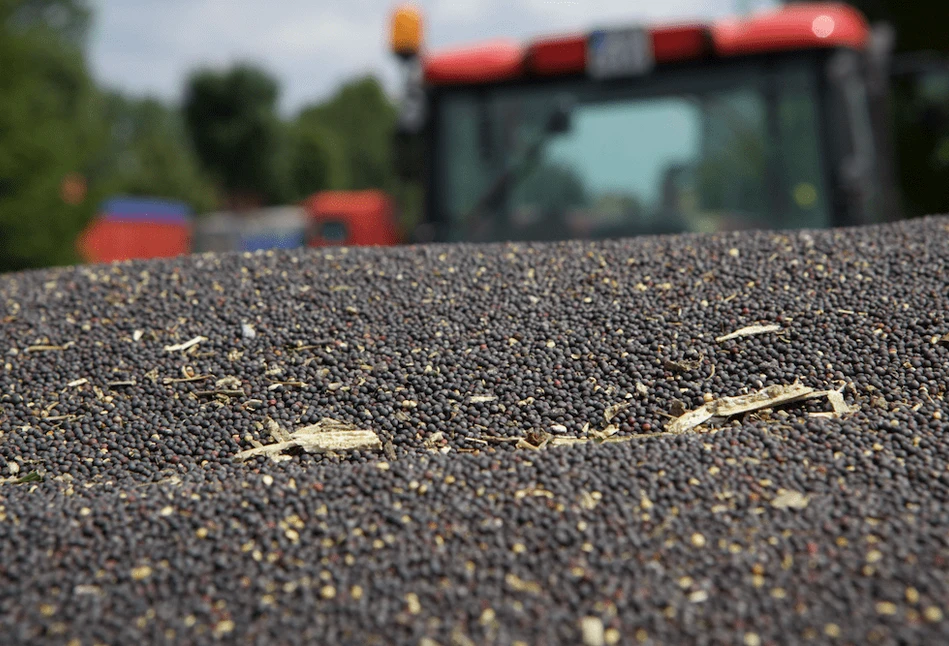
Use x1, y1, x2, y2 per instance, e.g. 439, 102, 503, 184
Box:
369, 1, 949, 245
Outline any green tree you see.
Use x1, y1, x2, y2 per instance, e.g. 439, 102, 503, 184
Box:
182, 64, 286, 207
1, 0, 91, 47
0, 0, 106, 271
92, 92, 219, 213
296, 76, 398, 192
294, 75, 422, 230
282, 120, 337, 202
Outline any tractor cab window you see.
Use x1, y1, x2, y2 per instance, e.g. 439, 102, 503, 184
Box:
434, 56, 832, 242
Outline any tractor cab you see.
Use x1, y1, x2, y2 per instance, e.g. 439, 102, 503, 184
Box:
390, 2, 937, 244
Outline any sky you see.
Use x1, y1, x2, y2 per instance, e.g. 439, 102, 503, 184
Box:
86, 0, 779, 116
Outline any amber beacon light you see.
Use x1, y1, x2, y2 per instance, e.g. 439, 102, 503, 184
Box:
390, 4, 423, 58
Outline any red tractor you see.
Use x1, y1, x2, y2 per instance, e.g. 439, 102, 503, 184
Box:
378, 2, 949, 244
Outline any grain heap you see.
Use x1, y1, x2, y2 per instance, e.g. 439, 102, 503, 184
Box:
1, 216, 949, 645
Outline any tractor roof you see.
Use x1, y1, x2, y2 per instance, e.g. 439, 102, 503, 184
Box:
422, 2, 869, 86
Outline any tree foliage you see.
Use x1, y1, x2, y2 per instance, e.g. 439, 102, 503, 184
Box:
1, 0, 91, 47
0, 0, 104, 271
182, 64, 286, 206
296, 76, 398, 193
283, 120, 335, 202
291, 75, 422, 229
93, 92, 219, 213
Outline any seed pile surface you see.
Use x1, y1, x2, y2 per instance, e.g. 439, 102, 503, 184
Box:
1, 216, 949, 645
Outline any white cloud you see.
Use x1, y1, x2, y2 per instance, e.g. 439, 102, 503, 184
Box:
430, 0, 487, 24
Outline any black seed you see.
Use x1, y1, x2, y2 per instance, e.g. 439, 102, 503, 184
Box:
0, 218, 948, 644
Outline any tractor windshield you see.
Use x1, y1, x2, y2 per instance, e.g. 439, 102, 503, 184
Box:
433, 55, 832, 242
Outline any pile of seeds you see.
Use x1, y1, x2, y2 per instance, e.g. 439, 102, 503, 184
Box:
1, 216, 949, 645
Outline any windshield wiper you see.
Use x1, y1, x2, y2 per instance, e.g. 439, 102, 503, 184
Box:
461, 97, 574, 237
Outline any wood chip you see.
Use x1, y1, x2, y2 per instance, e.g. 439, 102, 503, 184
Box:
67, 378, 88, 388
469, 395, 497, 403
716, 324, 782, 343
163, 336, 207, 353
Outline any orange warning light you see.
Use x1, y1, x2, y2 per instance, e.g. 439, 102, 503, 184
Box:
390, 4, 423, 58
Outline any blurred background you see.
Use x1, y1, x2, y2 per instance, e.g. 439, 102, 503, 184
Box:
1, 0, 948, 271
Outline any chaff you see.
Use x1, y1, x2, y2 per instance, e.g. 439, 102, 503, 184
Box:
0, 471, 43, 485
662, 355, 703, 372
505, 573, 542, 594
715, 324, 782, 343
163, 336, 207, 352
163, 375, 211, 384
26, 343, 74, 353
666, 382, 836, 434
266, 418, 291, 443
810, 387, 861, 419
771, 490, 810, 510
512, 424, 632, 450
268, 381, 307, 390
215, 376, 242, 389
604, 402, 629, 423
827, 389, 859, 415
194, 390, 244, 398
234, 418, 381, 462
288, 340, 334, 352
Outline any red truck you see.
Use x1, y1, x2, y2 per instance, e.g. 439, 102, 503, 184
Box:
77, 197, 192, 263
304, 190, 400, 247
